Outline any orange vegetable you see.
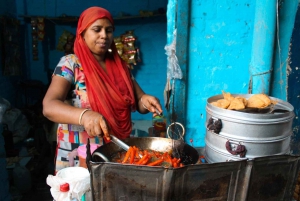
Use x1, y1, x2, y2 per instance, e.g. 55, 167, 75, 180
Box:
137, 153, 148, 165
140, 155, 151, 165
143, 150, 149, 156
122, 147, 132, 163
112, 147, 185, 168
148, 158, 164, 166
153, 151, 161, 158
173, 161, 178, 168
130, 147, 136, 164
166, 153, 173, 164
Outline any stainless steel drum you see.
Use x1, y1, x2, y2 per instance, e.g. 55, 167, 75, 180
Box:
205, 94, 295, 163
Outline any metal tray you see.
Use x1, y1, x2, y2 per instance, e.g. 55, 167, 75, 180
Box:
88, 147, 300, 201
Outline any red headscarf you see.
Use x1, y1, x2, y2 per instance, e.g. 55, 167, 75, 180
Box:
74, 7, 136, 139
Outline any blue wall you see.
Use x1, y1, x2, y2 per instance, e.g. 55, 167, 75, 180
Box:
14, 0, 168, 120
187, 0, 255, 146
169, 0, 299, 147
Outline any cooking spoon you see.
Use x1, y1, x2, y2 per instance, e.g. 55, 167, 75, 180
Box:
110, 135, 130, 152
92, 135, 142, 162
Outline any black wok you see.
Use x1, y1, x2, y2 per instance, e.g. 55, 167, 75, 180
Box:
92, 137, 199, 165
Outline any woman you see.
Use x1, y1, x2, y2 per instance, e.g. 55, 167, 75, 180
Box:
43, 6, 163, 172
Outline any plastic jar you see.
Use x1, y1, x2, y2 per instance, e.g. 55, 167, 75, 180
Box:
77, 144, 100, 168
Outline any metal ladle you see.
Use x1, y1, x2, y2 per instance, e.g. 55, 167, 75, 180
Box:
110, 135, 130, 152
92, 135, 143, 162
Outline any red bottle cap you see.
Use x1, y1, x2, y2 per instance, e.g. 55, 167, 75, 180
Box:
60, 183, 69, 192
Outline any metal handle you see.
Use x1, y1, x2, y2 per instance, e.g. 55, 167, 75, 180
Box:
92, 152, 110, 162
207, 117, 222, 134
225, 140, 247, 158
110, 135, 130, 151
167, 122, 185, 140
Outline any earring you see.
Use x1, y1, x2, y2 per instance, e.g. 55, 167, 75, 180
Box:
108, 49, 112, 53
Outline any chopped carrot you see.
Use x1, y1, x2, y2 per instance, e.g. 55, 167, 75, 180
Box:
143, 150, 149, 156
122, 147, 132, 163
140, 155, 151, 165
137, 153, 148, 165
148, 158, 164, 166
133, 158, 140, 164
153, 151, 161, 158
113, 147, 185, 168
130, 147, 136, 164
166, 153, 173, 164
173, 161, 178, 168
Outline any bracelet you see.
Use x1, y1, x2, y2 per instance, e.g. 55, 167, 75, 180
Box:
79, 109, 89, 126
140, 97, 148, 110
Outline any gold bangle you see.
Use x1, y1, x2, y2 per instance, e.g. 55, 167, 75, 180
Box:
79, 109, 89, 126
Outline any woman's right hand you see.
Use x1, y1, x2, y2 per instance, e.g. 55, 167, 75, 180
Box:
80, 110, 111, 140
43, 76, 111, 140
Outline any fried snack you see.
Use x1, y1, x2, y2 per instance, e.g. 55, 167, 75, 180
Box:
235, 96, 247, 106
222, 90, 235, 101
211, 99, 231, 109
228, 97, 246, 110
210, 102, 220, 107
271, 100, 278, 105
246, 94, 272, 108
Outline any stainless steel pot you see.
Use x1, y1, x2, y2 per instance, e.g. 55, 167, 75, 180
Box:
92, 137, 199, 165
205, 94, 295, 163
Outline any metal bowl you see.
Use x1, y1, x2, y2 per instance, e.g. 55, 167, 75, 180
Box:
92, 137, 199, 165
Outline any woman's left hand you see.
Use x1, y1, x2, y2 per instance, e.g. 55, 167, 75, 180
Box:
140, 94, 163, 116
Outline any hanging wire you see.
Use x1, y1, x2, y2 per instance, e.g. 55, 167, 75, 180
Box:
276, 0, 284, 95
